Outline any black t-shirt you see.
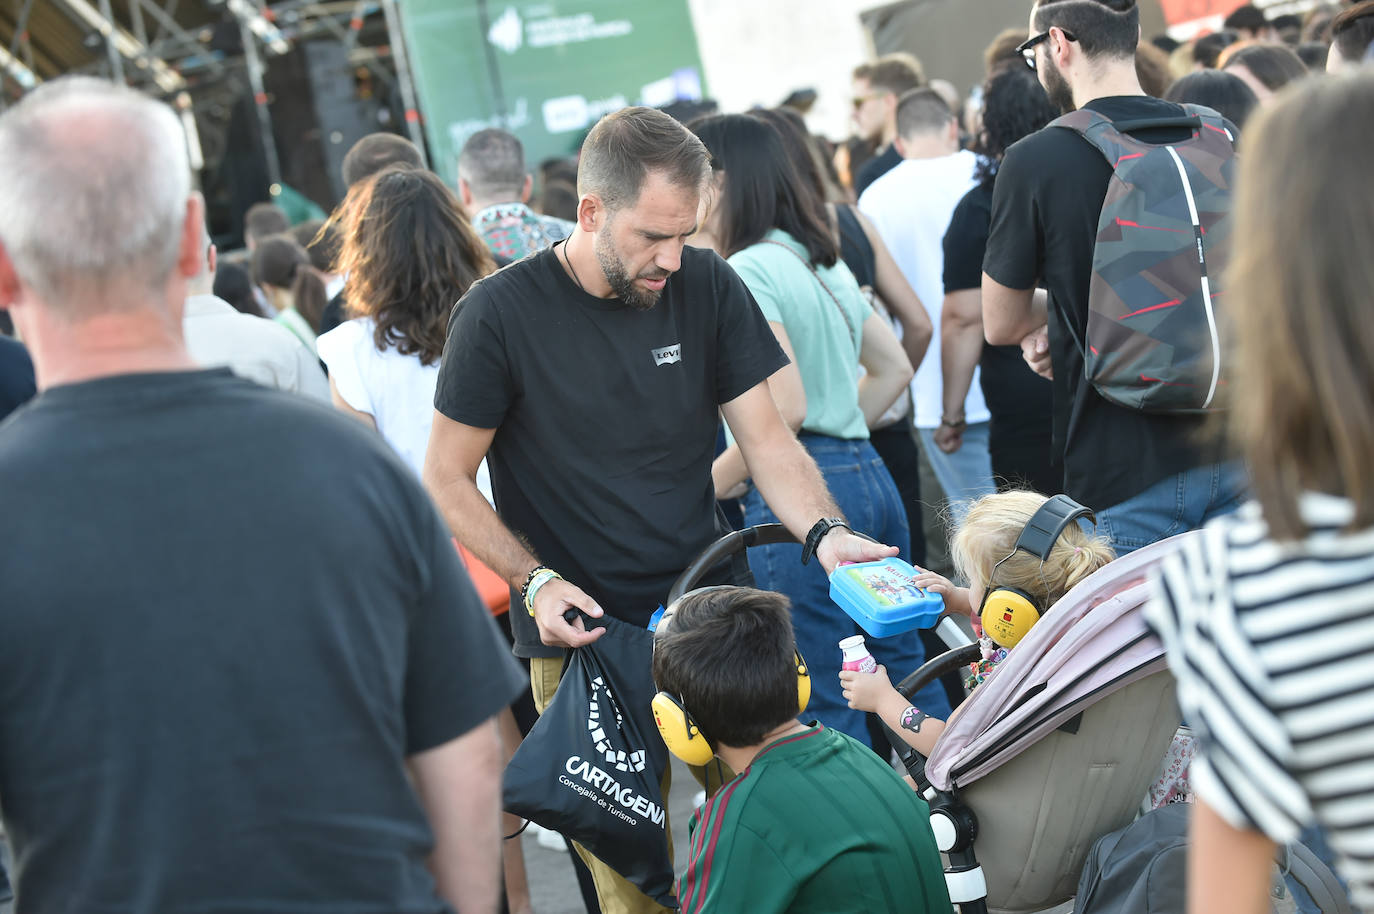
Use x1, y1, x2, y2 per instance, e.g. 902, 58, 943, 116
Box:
435, 244, 787, 658
0, 335, 35, 422
0, 369, 524, 913
983, 96, 1224, 511
943, 181, 1053, 444
854, 144, 903, 199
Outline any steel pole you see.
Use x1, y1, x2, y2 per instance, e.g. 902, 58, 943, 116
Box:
378, 0, 428, 167
239, 18, 283, 192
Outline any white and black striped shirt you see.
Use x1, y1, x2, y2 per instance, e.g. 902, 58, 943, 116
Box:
1147, 494, 1374, 910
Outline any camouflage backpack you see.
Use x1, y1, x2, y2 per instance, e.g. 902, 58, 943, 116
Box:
1050, 104, 1237, 413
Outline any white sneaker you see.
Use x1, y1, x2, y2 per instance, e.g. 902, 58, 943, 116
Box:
527, 822, 568, 851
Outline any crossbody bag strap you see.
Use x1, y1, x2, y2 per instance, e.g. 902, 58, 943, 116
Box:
760, 240, 857, 348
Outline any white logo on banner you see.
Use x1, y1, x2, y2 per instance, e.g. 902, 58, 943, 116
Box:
487, 7, 523, 54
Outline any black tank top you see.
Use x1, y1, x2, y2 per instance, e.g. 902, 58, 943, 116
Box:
835, 204, 876, 289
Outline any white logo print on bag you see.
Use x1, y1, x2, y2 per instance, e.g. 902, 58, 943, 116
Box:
587, 676, 647, 773
651, 344, 681, 367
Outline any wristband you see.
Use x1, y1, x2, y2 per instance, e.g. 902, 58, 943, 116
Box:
522, 567, 562, 616
939, 416, 967, 430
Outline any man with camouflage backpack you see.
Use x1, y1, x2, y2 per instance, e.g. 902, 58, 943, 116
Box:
980, 0, 1245, 554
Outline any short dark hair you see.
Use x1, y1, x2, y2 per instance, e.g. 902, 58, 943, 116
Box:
250, 234, 326, 332
1164, 69, 1259, 130
852, 53, 925, 95
341, 132, 423, 188
1033, 0, 1140, 60
651, 587, 801, 749
577, 106, 710, 213
457, 128, 527, 201
1332, 1, 1374, 65
895, 87, 953, 138
689, 113, 837, 268
211, 261, 261, 317
1223, 4, 1269, 33
244, 201, 288, 245
1224, 44, 1309, 92
539, 180, 578, 222
1193, 30, 1240, 68
1296, 41, 1331, 70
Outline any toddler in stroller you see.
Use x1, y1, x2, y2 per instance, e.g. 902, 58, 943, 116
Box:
841, 490, 1114, 759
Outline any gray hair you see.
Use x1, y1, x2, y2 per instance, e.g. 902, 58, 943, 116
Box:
457, 128, 527, 201
0, 77, 191, 311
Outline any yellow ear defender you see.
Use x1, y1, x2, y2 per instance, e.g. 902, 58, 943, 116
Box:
977, 495, 1096, 650
651, 586, 812, 766
651, 650, 811, 767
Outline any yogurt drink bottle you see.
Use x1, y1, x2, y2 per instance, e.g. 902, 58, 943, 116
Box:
839, 635, 878, 673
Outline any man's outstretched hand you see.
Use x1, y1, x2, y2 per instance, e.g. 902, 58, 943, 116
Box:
815, 529, 900, 575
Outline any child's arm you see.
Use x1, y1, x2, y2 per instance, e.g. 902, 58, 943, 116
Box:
839, 665, 947, 757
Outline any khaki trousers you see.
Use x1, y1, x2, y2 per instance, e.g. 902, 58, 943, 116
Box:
529, 654, 732, 914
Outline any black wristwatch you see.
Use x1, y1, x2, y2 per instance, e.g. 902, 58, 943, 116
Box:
801, 517, 850, 566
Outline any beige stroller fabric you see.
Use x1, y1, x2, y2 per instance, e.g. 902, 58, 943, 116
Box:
921, 533, 1198, 912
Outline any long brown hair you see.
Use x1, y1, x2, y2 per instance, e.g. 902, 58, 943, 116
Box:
331, 166, 495, 365
1227, 73, 1374, 540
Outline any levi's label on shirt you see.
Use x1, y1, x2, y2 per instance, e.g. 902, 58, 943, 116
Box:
651, 344, 682, 366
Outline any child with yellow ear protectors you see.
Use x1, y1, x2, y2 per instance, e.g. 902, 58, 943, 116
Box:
840, 490, 1115, 757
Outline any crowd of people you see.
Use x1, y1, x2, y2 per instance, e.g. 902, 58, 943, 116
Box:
1, 0, 1373, 912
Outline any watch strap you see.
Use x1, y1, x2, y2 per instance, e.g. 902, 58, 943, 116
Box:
801, 517, 849, 566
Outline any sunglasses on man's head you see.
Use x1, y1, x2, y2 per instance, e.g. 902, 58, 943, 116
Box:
1016, 28, 1078, 69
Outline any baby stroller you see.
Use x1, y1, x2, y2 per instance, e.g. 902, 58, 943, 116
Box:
670, 525, 1353, 914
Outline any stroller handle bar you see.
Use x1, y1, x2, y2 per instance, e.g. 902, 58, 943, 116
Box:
667, 523, 800, 606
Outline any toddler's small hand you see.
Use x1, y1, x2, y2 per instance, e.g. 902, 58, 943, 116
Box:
839, 664, 890, 712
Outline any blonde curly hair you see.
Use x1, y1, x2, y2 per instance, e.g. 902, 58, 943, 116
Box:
951, 491, 1115, 609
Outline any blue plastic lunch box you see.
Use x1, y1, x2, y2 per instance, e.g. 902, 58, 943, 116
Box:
828, 557, 945, 638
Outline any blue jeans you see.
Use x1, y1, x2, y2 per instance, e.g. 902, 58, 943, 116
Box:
743, 434, 953, 747
1095, 462, 1247, 555
916, 422, 996, 525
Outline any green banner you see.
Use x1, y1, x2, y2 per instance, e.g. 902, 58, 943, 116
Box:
399, 0, 708, 189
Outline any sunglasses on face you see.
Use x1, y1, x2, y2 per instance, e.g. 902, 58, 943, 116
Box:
852, 91, 885, 110
1016, 28, 1077, 69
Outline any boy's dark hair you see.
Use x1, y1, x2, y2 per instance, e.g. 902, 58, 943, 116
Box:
852, 53, 926, 95
1224, 44, 1309, 91
895, 87, 953, 138
341, 133, 423, 189
1033, 0, 1140, 60
1223, 3, 1269, 33
244, 201, 288, 245
577, 106, 710, 213
651, 587, 801, 749
1332, 1, 1374, 65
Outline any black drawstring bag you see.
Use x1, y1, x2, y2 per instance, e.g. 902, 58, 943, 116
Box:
504, 613, 676, 909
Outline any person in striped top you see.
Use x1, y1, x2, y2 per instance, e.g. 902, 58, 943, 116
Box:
1146, 72, 1374, 914
651, 586, 950, 913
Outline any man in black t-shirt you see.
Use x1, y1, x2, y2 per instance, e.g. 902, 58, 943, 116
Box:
424, 106, 902, 914
0, 78, 523, 914
982, 0, 1244, 553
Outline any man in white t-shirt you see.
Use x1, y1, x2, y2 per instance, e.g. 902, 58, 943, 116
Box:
183, 228, 329, 401
859, 88, 992, 519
